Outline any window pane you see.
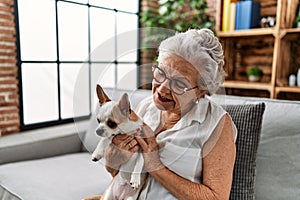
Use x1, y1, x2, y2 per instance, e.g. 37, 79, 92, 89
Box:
91, 63, 115, 110
91, 63, 115, 88
90, 8, 115, 61
60, 63, 90, 119
117, 13, 138, 62
117, 64, 137, 90
117, 13, 138, 34
89, 0, 115, 8
22, 63, 59, 124
57, 2, 88, 61
68, 0, 88, 4
17, 0, 139, 128
17, 0, 57, 61
115, 0, 139, 13
89, 0, 138, 13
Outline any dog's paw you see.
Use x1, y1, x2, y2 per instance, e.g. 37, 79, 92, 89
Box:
130, 182, 139, 190
130, 174, 141, 189
91, 154, 102, 162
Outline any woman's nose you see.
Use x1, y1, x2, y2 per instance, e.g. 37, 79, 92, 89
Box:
157, 79, 171, 93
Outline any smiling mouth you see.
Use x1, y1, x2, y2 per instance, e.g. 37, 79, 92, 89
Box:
158, 92, 173, 102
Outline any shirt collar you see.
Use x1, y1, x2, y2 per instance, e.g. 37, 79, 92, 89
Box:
175, 96, 210, 128
193, 96, 210, 124
149, 95, 210, 131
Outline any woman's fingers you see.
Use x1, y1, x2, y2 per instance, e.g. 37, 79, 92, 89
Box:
105, 131, 141, 170
141, 124, 155, 138
112, 133, 139, 152
112, 134, 131, 146
135, 126, 158, 153
135, 127, 150, 152
135, 135, 148, 151
135, 127, 164, 172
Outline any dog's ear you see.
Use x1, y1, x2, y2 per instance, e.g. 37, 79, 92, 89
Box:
118, 93, 131, 116
96, 85, 111, 106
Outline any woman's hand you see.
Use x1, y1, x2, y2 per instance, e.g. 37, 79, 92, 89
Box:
105, 133, 139, 172
135, 125, 164, 172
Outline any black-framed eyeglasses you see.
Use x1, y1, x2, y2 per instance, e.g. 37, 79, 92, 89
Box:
152, 64, 198, 95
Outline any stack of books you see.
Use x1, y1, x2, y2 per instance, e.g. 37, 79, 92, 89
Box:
222, 0, 261, 31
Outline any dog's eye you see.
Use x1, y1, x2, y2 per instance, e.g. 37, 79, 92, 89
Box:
97, 118, 100, 123
106, 119, 117, 129
96, 115, 101, 123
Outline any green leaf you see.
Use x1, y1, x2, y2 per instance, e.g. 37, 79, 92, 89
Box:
140, 0, 214, 41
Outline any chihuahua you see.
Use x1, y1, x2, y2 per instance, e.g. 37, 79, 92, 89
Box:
92, 85, 147, 200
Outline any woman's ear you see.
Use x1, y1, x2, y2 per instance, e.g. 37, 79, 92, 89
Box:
195, 89, 207, 100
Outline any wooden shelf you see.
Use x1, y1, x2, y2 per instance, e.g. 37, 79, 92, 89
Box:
217, 28, 275, 38
216, 0, 300, 101
276, 86, 300, 93
218, 28, 300, 39
280, 28, 300, 38
283, 27, 300, 33
223, 80, 273, 91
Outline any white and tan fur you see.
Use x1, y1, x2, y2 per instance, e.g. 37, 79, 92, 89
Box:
92, 85, 147, 200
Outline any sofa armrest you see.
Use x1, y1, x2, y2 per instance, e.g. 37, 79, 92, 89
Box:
0, 120, 89, 165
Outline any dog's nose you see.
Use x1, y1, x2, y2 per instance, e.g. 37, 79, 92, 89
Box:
96, 126, 105, 136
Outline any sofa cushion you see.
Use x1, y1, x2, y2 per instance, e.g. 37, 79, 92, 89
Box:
223, 103, 265, 200
212, 94, 300, 199
0, 121, 88, 165
0, 153, 111, 200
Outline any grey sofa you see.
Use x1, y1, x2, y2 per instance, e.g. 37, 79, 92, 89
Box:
0, 88, 300, 200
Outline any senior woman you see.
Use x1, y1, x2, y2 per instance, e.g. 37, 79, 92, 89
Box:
105, 28, 237, 200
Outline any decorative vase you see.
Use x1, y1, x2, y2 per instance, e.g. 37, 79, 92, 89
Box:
248, 75, 261, 82
289, 74, 296, 86
297, 69, 300, 86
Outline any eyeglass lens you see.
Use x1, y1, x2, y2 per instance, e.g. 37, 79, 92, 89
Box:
152, 65, 190, 95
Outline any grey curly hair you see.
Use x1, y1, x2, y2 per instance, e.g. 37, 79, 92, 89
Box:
157, 28, 226, 94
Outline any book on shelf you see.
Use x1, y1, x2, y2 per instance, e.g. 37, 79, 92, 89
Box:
235, 1, 261, 30
229, 2, 236, 31
222, 0, 238, 32
222, 0, 231, 31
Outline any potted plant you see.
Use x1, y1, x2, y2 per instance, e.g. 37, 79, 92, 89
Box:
140, 0, 214, 48
247, 66, 264, 82
295, 14, 300, 28
294, 4, 300, 28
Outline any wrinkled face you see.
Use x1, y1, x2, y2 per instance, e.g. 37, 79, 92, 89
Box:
152, 54, 204, 115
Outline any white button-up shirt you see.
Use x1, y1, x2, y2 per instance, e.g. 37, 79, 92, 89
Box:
136, 95, 237, 199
